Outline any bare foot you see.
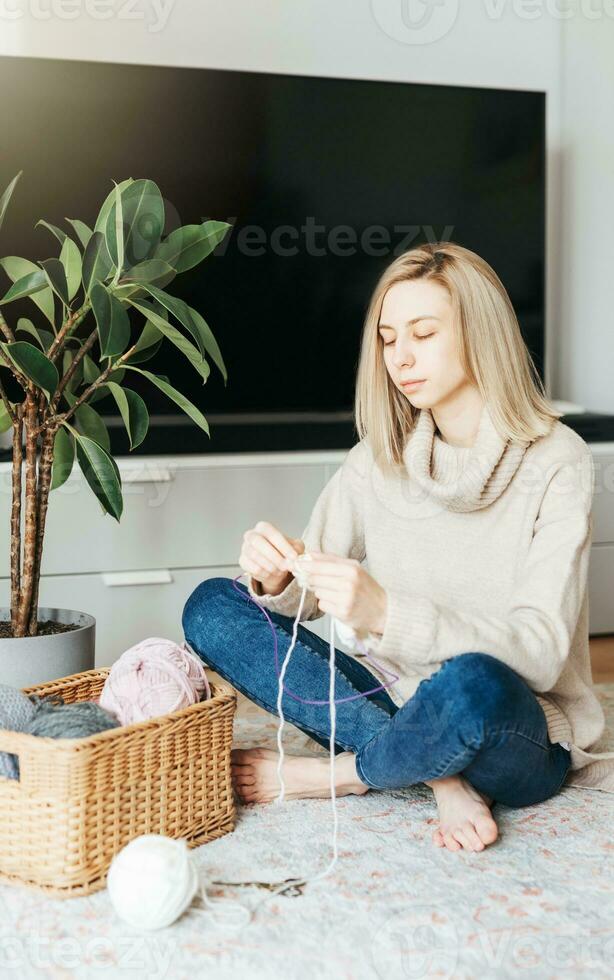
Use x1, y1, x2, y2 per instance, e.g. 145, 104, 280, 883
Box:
231, 747, 370, 804
425, 774, 499, 852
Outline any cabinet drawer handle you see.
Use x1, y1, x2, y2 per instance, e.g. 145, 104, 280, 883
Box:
102, 570, 173, 587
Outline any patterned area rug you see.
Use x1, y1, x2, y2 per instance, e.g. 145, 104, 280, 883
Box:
0, 686, 612, 980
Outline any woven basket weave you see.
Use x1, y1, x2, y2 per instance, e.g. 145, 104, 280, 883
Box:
0, 666, 237, 897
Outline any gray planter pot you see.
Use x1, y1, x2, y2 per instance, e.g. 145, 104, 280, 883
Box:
0, 606, 96, 689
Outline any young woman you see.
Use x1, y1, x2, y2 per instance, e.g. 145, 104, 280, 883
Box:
182, 243, 610, 853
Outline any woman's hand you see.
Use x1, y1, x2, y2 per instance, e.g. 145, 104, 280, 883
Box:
239, 521, 305, 596
301, 551, 388, 636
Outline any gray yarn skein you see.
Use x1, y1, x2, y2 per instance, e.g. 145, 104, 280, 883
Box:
24, 697, 119, 739
0, 688, 119, 782
0, 684, 37, 781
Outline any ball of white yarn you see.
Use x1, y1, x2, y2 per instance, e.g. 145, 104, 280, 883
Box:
107, 835, 199, 930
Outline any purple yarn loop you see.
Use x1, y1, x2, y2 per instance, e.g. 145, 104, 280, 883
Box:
232, 574, 399, 706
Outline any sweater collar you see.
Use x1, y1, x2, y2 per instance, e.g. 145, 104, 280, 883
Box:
404, 402, 531, 512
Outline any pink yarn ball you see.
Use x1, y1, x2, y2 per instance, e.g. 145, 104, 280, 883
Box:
99, 638, 211, 726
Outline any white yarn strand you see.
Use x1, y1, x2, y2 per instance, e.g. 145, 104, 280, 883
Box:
275, 582, 308, 803
270, 563, 340, 894
192, 558, 342, 919
107, 558, 345, 932
196, 571, 342, 917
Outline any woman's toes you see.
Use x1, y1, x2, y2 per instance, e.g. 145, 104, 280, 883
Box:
432, 829, 444, 847
458, 820, 485, 851
450, 828, 472, 850
476, 814, 499, 845
442, 832, 461, 851
234, 777, 256, 790
231, 765, 254, 777
231, 748, 255, 763
234, 746, 271, 761
234, 780, 256, 801
231, 747, 258, 763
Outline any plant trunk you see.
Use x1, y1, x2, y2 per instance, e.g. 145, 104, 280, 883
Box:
13, 393, 40, 637
27, 424, 57, 635
10, 404, 24, 623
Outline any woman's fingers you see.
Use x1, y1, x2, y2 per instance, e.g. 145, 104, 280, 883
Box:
248, 540, 279, 573
246, 524, 299, 574
255, 522, 301, 565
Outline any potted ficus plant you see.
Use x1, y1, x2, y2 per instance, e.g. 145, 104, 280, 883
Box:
0, 172, 229, 687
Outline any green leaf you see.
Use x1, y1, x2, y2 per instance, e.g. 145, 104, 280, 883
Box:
81, 231, 114, 296
105, 179, 164, 271
104, 381, 149, 450
0, 256, 55, 325
75, 401, 111, 453
134, 285, 204, 357
130, 298, 210, 384
124, 365, 210, 437
119, 258, 176, 289
88, 366, 126, 405
138, 284, 227, 384
0, 340, 59, 396
66, 218, 93, 251
0, 171, 22, 235
112, 282, 146, 304
82, 352, 100, 385
59, 236, 82, 301
40, 258, 70, 307
122, 330, 164, 364
90, 281, 131, 358
50, 426, 75, 490
108, 181, 125, 284
93, 178, 134, 236
62, 347, 84, 393
35, 219, 67, 247
183, 305, 227, 385
120, 316, 160, 357
64, 422, 123, 521
0, 269, 48, 305
155, 220, 231, 273
88, 388, 108, 406
0, 399, 14, 433
108, 366, 126, 384
16, 317, 54, 352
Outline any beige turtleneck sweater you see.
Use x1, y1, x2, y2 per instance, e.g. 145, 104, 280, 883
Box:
247, 403, 614, 793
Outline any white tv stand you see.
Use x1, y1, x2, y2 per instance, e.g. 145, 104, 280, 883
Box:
0, 438, 612, 666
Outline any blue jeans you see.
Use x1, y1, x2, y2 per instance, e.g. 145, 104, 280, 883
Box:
182, 577, 571, 808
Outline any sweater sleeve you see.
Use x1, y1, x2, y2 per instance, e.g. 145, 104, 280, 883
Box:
244, 441, 368, 621
370, 445, 595, 694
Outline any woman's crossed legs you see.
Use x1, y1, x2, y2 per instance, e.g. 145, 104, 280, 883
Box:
182, 577, 571, 853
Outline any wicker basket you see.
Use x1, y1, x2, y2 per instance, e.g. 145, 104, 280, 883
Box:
0, 666, 237, 897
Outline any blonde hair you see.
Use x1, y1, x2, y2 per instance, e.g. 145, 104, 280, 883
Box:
354, 241, 562, 475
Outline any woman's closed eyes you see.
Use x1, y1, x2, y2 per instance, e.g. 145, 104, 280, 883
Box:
382, 332, 435, 346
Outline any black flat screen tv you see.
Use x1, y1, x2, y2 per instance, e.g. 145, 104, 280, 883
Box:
0, 55, 546, 455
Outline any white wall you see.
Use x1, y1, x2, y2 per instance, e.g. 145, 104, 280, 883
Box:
558, 13, 614, 413
1, 1, 610, 410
